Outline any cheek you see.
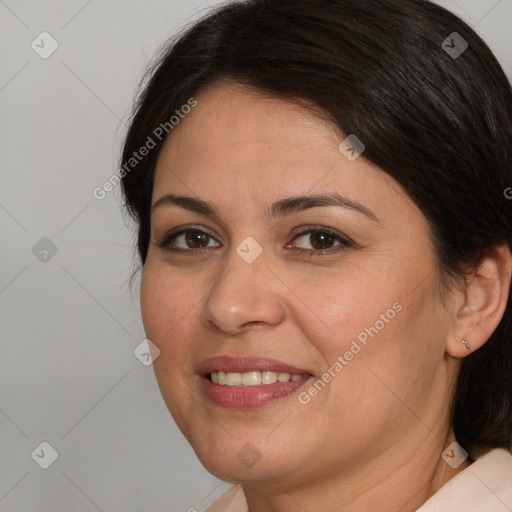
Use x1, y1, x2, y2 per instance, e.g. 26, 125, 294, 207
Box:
140, 262, 199, 355
284, 265, 402, 363
329, 277, 446, 416
289, 258, 442, 406
140, 262, 202, 435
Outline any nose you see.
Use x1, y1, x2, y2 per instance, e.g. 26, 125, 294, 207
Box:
200, 248, 286, 335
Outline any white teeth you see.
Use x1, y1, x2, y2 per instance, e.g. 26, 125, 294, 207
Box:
261, 371, 278, 384
210, 371, 308, 387
225, 372, 242, 386
241, 371, 261, 386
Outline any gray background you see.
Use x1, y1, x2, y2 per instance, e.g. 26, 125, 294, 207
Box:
1, 1, 511, 511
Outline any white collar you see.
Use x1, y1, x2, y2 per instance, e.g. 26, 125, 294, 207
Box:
417, 448, 512, 511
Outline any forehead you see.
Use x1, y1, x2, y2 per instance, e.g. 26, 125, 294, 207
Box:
152, 82, 414, 224
156, 83, 341, 174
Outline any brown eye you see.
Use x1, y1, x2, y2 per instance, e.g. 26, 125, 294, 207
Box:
309, 232, 336, 250
289, 228, 352, 254
158, 227, 221, 251
185, 231, 210, 248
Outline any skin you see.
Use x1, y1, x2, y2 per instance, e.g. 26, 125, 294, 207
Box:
140, 81, 512, 512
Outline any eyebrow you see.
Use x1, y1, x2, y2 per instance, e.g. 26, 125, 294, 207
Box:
151, 192, 379, 222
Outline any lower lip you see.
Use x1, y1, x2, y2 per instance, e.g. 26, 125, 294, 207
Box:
200, 375, 313, 408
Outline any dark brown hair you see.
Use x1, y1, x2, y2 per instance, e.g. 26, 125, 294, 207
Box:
120, 0, 512, 451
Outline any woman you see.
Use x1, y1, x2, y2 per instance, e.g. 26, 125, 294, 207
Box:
120, 0, 512, 509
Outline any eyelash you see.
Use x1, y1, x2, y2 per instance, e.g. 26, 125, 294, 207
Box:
157, 225, 353, 256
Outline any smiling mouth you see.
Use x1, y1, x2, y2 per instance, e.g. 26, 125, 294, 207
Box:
198, 356, 315, 408
208, 370, 311, 387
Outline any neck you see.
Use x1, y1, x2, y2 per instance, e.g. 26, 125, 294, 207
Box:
242, 430, 471, 512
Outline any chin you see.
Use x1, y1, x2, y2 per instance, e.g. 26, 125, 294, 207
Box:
197, 450, 292, 484
189, 430, 308, 484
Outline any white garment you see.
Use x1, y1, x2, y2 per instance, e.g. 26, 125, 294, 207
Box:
204, 448, 512, 511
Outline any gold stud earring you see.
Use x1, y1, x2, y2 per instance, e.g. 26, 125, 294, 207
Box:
462, 339, 471, 350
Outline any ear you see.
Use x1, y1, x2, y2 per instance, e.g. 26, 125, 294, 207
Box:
446, 244, 512, 358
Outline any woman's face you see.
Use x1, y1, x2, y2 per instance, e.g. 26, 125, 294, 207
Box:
140, 82, 459, 485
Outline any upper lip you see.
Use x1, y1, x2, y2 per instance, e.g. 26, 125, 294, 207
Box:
198, 356, 313, 376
